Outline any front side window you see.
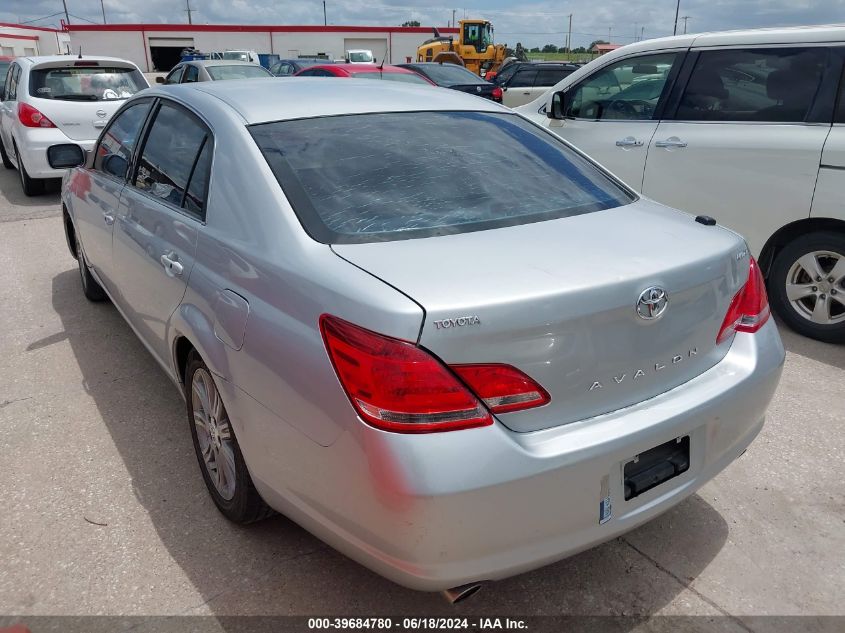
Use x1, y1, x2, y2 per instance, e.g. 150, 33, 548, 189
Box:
30, 66, 145, 101
164, 66, 184, 84
463, 24, 482, 51
134, 102, 211, 217
250, 111, 633, 244
567, 53, 679, 120
275, 63, 294, 76
675, 47, 827, 123
206, 64, 272, 80
94, 99, 152, 179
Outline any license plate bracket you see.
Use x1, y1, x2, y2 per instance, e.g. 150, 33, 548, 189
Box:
624, 436, 690, 500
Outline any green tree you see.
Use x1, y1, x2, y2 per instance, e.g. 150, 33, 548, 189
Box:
401, 20, 421, 27
529, 47, 540, 53
541, 44, 559, 53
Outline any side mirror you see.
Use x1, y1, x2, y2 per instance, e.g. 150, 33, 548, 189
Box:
47, 144, 86, 169
103, 153, 129, 179
547, 90, 568, 119
155, 76, 165, 84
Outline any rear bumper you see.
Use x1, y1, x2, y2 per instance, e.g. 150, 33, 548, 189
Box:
246, 319, 784, 591
15, 127, 95, 179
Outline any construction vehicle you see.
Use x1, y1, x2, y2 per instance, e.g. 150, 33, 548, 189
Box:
416, 19, 515, 77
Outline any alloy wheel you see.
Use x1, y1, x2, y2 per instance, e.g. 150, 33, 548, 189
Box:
191, 368, 237, 501
785, 250, 845, 325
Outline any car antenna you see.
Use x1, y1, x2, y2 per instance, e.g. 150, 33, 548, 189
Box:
78, 46, 83, 59
378, 51, 387, 71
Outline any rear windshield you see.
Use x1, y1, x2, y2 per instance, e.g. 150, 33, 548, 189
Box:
30, 66, 145, 101
206, 65, 272, 80
415, 64, 485, 86
250, 111, 633, 243
348, 52, 374, 62
349, 71, 430, 85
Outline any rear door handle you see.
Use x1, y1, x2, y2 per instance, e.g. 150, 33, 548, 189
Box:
103, 213, 115, 225
160, 253, 184, 277
616, 136, 644, 147
655, 137, 688, 148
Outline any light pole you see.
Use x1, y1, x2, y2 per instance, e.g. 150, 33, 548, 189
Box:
681, 16, 690, 34
673, 0, 681, 36
323, 1, 327, 26
567, 13, 572, 54
100, 0, 107, 23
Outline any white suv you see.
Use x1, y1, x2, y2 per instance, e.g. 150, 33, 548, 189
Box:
518, 26, 845, 343
0, 55, 148, 196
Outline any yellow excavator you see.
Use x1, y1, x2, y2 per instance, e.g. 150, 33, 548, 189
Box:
416, 19, 521, 77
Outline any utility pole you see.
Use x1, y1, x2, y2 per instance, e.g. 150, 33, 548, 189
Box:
640, 26, 645, 41
323, 1, 327, 26
452, 9, 456, 29
61, 0, 70, 25
608, 26, 612, 43
681, 16, 690, 34
100, 0, 107, 24
673, 0, 681, 35
566, 13, 572, 54
185, 0, 194, 25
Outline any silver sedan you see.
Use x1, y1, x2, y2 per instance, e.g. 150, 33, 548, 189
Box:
56, 79, 784, 599
157, 59, 274, 84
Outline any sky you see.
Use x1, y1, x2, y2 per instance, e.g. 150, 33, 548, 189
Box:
1, 0, 844, 50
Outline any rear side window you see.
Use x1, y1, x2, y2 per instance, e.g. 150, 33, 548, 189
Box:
164, 66, 184, 84
30, 66, 145, 101
535, 68, 573, 87
134, 102, 212, 218
4, 63, 20, 100
183, 65, 199, 83
95, 100, 152, 178
250, 111, 633, 244
510, 68, 538, 87
675, 47, 827, 122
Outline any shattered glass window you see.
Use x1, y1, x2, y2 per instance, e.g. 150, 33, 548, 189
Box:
250, 111, 633, 243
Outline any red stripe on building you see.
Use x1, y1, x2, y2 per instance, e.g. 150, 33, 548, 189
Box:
64, 24, 458, 34
0, 33, 39, 40
0, 22, 60, 32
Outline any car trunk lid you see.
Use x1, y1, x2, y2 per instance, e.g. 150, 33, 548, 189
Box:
333, 201, 749, 433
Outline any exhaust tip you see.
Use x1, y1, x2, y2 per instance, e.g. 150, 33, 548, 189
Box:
442, 582, 484, 604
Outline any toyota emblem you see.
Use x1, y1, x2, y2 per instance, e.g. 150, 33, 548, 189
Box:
636, 286, 669, 320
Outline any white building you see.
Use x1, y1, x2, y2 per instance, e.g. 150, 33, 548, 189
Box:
65, 23, 457, 72
0, 22, 70, 57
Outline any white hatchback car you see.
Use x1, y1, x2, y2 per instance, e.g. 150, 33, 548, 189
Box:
0, 55, 148, 196
519, 25, 845, 343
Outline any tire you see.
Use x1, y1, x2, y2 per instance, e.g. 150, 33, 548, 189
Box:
768, 232, 845, 343
186, 353, 273, 524
75, 231, 107, 302
15, 144, 45, 196
0, 137, 13, 169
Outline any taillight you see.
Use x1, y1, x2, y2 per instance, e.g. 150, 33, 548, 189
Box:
491, 86, 503, 101
320, 315, 551, 433
320, 315, 492, 432
450, 364, 550, 414
717, 256, 770, 344
18, 103, 56, 128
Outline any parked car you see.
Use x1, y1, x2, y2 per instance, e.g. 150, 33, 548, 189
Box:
293, 63, 434, 85
57, 79, 783, 597
397, 62, 502, 102
0, 56, 12, 84
345, 49, 374, 63
519, 25, 845, 342
220, 50, 260, 64
492, 61, 578, 107
158, 60, 274, 84
269, 58, 334, 77
0, 55, 148, 196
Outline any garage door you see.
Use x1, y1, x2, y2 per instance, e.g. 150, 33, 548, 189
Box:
343, 38, 388, 63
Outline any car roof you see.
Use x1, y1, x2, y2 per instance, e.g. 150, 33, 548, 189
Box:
16, 55, 139, 68
152, 78, 507, 124
331, 64, 416, 73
